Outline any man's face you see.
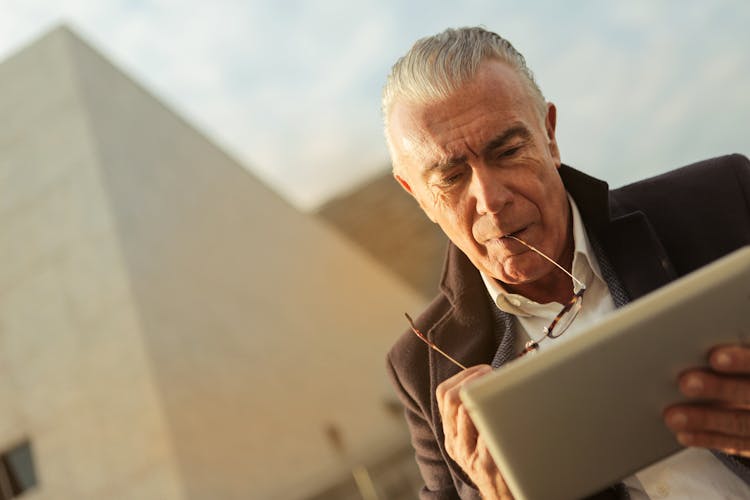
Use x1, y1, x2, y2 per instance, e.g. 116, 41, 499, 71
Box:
387, 59, 570, 289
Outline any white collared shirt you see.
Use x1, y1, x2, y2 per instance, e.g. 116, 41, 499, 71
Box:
480, 195, 750, 500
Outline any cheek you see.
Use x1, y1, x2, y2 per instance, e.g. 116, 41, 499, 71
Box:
532, 172, 564, 217
435, 206, 476, 242
540, 197, 570, 251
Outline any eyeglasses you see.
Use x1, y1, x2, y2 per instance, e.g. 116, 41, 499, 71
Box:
405, 234, 587, 369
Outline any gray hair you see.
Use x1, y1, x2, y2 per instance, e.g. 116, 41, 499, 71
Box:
382, 27, 546, 132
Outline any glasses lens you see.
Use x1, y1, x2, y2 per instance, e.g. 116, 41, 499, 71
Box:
547, 293, 584, 339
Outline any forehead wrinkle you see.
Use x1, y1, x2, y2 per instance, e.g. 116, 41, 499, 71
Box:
425, 122, 531, 174
420, 123, 528, 177
465, 141, 479, 158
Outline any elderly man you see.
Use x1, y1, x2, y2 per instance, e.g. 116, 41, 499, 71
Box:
383, 27, 750, 499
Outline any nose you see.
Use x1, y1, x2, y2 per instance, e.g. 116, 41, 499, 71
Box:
470, 165, 512, 215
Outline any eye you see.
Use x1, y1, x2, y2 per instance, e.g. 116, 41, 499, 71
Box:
441, 172, 463, 186
497, 145, 522, 159
429, 167, 465, 189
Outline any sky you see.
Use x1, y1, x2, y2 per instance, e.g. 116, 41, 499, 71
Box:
1, 1, 749, 210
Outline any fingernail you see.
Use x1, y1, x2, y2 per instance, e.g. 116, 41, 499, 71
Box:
714, 352, 732, 369
684, 375, 703, 395
667, 411, 687, 428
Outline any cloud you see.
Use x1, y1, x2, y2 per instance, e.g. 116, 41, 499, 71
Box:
1, 0, 749, 209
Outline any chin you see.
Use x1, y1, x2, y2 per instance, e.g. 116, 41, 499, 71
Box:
499, 273, 535, 286
495, 260, 547, 285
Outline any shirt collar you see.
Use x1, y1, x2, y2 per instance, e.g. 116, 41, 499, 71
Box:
481, 194, 605, 317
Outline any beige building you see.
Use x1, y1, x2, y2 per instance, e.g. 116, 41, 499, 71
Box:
317, 173, 447, 299
0, 26, 426, 499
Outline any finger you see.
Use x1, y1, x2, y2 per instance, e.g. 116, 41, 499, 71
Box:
678, 370, 750, 405
438, 366, 491, 440
665, 405, 750, 437
709, 345, 750, 375
675, 431, 750, 458
475, 437, 512, 496
436, 365, 492, 416
437, 366, 492, 459
441, 366, 492, 415
444, 397, 481, 461
436, 364, 492, 395
475, 436, 501, 472
455, 405, 479, 453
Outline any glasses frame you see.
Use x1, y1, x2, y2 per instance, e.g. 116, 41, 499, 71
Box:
517, 287, 586, 356
406, 234, 587, 368
405, 313, 467, 370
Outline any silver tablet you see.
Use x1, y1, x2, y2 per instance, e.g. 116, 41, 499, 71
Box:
460, 246, 750, 500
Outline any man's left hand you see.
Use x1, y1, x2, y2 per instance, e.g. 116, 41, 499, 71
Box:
664, 344, 750, 457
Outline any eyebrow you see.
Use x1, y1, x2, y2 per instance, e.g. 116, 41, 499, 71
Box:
482, 125, 532, 156
424, 155, 467, 176
423, 124, 533, 175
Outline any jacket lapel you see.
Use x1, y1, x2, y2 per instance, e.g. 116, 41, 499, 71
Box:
561, 165, 677, 300
427, 244, 499, 420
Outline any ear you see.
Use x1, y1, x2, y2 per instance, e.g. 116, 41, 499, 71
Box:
394, 173, 414, 195
544, 102, 561, 168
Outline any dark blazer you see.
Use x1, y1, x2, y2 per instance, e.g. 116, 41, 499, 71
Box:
386, 154, 750, 499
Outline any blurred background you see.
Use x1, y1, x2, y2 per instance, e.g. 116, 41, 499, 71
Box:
0, 1, 749, 499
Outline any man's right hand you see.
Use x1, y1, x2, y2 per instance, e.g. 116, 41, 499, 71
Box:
436, 364, 514, 500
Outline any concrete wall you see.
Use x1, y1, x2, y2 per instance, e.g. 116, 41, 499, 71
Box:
0, 26, 426, 499
0, 27, 184, 500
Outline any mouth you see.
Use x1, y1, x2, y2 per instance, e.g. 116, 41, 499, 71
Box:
501, 228, 526, 239
481, 226, 529, 248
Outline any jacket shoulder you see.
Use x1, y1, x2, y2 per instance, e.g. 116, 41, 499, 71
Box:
611, 154, 750, 274
614, 154, 750, 201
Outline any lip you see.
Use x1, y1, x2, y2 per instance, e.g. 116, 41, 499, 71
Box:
484, 226, 528, 243
501, 227, 527, 239
498, 226, 529, 240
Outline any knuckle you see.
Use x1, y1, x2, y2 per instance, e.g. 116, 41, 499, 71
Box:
445, 441, 457, 460
436, 380, 450, 398
437, 385, 456, 404
449, 386, 465, 405
435, 389, 445, 404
